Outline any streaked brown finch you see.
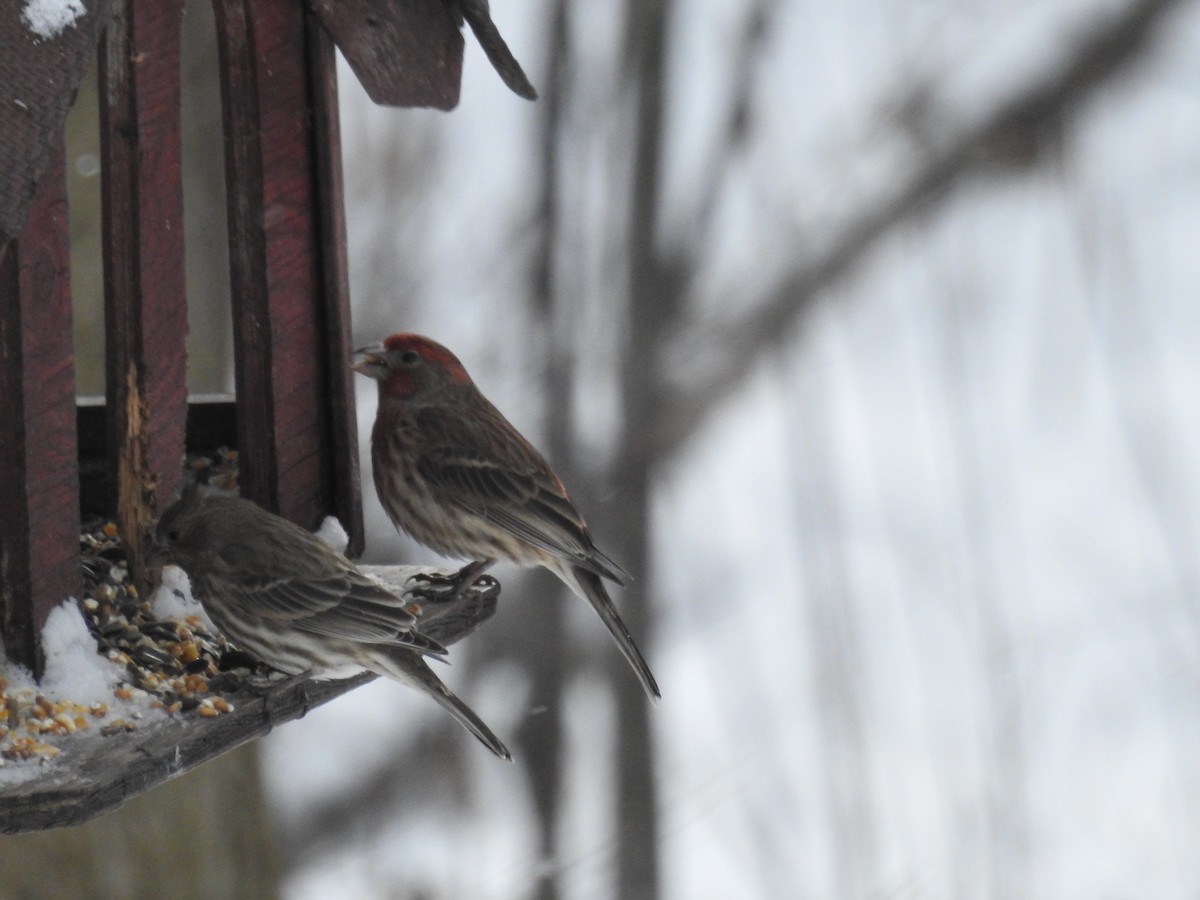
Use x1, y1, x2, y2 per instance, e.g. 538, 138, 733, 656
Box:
354, 333, 660, 699
151, 488, 511, 759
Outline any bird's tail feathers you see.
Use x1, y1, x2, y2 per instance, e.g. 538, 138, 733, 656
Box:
569, 566, 660, 700
370, 647, 512, 761
588, 547, 633, 587
397, 628, 449, 658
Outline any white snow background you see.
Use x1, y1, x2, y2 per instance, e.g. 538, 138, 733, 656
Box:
264, 1, 1200, 897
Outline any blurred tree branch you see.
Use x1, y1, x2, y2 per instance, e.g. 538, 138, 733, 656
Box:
612, 0, 674, 896
277, 722, 470, 870
520, 0, 571, 897
654, 0, 1184, 465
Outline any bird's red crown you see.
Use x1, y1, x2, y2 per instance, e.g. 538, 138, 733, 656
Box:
384, 333, 470, 384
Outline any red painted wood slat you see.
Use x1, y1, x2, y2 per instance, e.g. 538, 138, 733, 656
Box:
99, 0, 191, 582
307, 17, 364, 557
0, 146, 81, 675
212, 0, 361, 544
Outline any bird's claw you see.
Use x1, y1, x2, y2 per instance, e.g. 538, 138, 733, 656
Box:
405, 570, 463, 603
217, 648, 271, 675
404, 568, 498, 607
402, 573, 501, 648
210, 649, 306, 696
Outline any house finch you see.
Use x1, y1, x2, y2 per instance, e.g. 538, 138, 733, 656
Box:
150, 488, 511, 760
354, 333, 660, 700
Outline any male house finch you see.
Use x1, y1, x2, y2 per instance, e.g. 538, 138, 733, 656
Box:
151, 488, 511, 760
354, 333, 660, 700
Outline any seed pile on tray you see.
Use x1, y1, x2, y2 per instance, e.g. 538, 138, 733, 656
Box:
0, 450, 247, 764
80, 520, 244, 714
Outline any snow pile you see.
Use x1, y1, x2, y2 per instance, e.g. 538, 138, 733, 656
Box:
21, 0, 86, 40
0, 637, 37, 695
0, 599, 161, 782
150, 565, 215, 631
315, 516, 350, 554
38, 601, 126, 705
0, 600, 125, 707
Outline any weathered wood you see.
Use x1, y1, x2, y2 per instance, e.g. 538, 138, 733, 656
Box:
212, 0, 360, 540
0, 672, 375, 833
0, 0, 113, 247
0, 566, 500, 834
78, 398, 240, 518
309, 0, 464, 109
0, 146, 81, 676
99, 0, 190, 586
308, 18, 365, 558
458, 0, 538, 100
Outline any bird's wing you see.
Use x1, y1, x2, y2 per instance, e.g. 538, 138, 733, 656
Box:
231, 571, 444, 656
416, 447, 630, 585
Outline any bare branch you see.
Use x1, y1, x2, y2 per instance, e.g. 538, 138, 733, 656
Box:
655, 0, 1184, 463
687, 0, 780, 250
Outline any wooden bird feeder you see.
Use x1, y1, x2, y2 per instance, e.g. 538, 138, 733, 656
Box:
0, 0, 533, 832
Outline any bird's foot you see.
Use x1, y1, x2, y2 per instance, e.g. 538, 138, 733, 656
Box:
216, 648, 271, 675
404, 568, 501, 648
209, 649, 304, 696
405, 560, 494, 609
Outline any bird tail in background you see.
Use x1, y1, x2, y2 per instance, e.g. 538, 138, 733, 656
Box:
369, 647, 512, 762
569, 566, 661, 700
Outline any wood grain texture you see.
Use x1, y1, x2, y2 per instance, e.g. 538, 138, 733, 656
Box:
99, 0, 190, 590
215, 0, 323, 526
308, 18, 365, 558
0, 146, 81, 675
0, 0, 113, 246
213, 0, 363, 544
309, 0, 464, 109
0, 672, 375, 833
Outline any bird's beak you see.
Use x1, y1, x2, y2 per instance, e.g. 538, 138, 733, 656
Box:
353, 343, 387, 379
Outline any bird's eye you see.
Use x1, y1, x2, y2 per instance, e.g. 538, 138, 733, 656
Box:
399, 350, 419, 365
166, 528, 181, 543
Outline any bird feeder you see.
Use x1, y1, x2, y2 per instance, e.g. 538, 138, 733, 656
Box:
0, 0, 532, 833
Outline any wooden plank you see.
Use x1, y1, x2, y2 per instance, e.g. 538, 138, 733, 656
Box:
0, 0, 113, 247
78, 398, 240, 519
0, 673, 374, 833
98, 0, 190, 584
213, 0, 361, 537
308, 0, 463, 109
0, 146, 81, 676
0, 566, 500, 833
307, 16, 364, 558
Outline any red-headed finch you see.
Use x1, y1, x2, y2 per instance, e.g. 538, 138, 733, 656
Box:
354, 333, 660, 700
151, 488, 511, 760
